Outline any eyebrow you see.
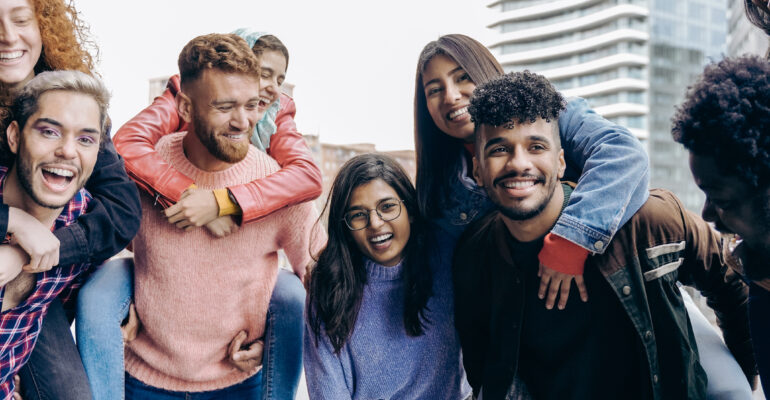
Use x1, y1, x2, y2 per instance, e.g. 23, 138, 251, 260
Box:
211, 97, 260, 106
423, 66, 465, 88
34, 118, 100, 135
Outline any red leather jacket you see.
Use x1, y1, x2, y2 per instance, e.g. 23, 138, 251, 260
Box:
113, 75, 322, 223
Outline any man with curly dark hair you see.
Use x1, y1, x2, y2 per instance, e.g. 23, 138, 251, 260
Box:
673, 54, 770, 396
453, 71, 756, 399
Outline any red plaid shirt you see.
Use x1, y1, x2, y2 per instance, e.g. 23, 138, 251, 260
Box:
0, 166, 92, 398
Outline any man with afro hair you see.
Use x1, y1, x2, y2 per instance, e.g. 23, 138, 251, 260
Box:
453, 71, 756, 400
673, 54, 770, 396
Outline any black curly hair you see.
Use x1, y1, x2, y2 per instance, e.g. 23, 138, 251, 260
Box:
671, 55, 770, 188
469, 70, 565, 140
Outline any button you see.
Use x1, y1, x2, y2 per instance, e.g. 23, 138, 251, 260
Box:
644, 330, 653, 340
622, 286, 631, 296
653, 374, 659, 384
594, 241, 604, 250
459, 212, 468, 221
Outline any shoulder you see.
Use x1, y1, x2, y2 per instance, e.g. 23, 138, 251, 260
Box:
455, 212, 503, 265
247, 146, 281, 174
278, 93, 296, 115
614, 189, 689, 244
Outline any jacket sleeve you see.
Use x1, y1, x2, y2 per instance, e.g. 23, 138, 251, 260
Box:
451, 227, 490, 396
552, 97, 650, 253
674, 192, 757, 382
228, 94, 322, 223
53, 137, 141, 265
112, 75, 192, 207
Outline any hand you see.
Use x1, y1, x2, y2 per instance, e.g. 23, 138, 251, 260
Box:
7, 207, 59, 272
227, 330, 263, 373
164, 189, 219, 230
121, 303, 140, 343
12, 375, 21, 400
204, 216, 239, 238
537, 263, 588, 310
0, 245, 28, 286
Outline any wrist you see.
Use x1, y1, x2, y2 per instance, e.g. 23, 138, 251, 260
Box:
213, 188, 240, 217
538, 233, 590, 275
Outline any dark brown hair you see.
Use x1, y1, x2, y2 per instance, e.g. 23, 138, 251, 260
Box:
252, 34, 289, 70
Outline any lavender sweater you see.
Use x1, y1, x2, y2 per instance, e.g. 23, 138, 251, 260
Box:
304, 250, 471, 399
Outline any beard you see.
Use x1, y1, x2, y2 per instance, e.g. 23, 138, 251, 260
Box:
192, 111, 249, 163
490, 173, 559, 221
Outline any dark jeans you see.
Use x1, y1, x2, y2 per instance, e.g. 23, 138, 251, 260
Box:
125, 370, 262, 400
18, 298, 92, 400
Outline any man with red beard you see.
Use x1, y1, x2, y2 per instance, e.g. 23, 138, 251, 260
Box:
453, 71, 756, 400
0, 70, 108, 398
120, 34, 323, 398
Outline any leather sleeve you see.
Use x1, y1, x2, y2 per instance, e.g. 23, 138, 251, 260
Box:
113, 75, 192, 208
228, 93, 322, 223
53, 137, 141, 265
671, 190, 757, 383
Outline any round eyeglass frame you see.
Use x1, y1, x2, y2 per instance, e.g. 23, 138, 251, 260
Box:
342, 199, 404, 231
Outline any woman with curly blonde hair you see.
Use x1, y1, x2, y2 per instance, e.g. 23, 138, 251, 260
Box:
0, 0, 141, 398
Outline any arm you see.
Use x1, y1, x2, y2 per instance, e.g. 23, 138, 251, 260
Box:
551, 97, 649, 254
228, 94, 322, 223
113, 74, 191, 207
54, 138, 141, 265
302, 314, 353, 400
673, 194, 756, 383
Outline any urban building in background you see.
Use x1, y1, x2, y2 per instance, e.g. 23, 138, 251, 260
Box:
485, 0, 727, 212
728, 0, 770, 56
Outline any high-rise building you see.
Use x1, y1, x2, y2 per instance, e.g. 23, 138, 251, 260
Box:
727, 0, 769, 56
486, 0, 727, 211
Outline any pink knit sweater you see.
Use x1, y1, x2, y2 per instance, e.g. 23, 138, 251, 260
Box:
125, 132, 324, 391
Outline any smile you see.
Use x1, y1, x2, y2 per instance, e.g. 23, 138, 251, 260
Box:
447, 107, 468, 121
369, 233, 393, 244
258, 96, 274, 108
41, 166, 76, 192
222, 133, 246, 141
0, 51, 24, 62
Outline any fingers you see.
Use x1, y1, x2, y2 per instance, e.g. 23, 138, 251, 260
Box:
545, 277, 562, 310
228, 330, 247, 357
575, 275, 588, 302
556, 279, 571, 310
538, 269, 551, 300
121, 303, 140, 342
13, 375, 21, 400
164, 202, 182, 219
234, 339, 263, 363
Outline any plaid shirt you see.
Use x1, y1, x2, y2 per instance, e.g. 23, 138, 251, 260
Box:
0, 166, 92, 399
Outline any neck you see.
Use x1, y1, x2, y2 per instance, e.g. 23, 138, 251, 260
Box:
182, 130, 232, 172
502, 182, 565, 243
3, 165, 62, 227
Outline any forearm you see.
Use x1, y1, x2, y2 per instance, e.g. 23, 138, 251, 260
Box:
113, 75, 191, 206
553, 97, 650, 252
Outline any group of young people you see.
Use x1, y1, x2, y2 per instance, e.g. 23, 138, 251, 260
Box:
0, 0, 769, 399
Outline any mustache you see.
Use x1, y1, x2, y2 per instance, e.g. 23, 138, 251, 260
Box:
492, 172, 545, 187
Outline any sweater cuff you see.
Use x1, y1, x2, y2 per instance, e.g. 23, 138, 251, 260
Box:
213, 188, 238, 217
538, 233, 590, 275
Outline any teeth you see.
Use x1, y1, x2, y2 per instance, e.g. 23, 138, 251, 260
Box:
223, 134, 245, 140
370, 233, 392, 243
448, 107, 468, 120
259, 97, 273, 105
0, 51, 23, 60
42, 167, 73, 177
503, 181, 534, 189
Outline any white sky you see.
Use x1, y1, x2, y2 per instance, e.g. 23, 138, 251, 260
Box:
74, 0, 493, 151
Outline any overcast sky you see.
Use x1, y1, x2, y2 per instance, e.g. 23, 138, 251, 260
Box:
74, 0, 492, 151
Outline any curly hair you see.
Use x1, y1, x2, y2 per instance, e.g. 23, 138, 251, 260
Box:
177, 33, 260, 89
32, 0, 97, 75
469, 70, 565, 134
671, 55, 770, 188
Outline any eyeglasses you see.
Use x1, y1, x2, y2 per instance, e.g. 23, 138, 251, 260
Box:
343, 199, 404, 231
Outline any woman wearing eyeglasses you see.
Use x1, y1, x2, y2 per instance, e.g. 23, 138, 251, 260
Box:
304, 153, 471, 400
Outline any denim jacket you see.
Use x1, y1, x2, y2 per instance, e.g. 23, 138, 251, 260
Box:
453, 189, 754, 400
433, 97, 650, 253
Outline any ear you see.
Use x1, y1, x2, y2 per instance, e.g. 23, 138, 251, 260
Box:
6, 121, 20, 155
176, 91, 193, 124
557, 149, 566, 179
472, 155, 483, 187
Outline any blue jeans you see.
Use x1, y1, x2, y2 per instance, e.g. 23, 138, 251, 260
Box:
76, 258, 305, 400
18, 299, 92, 400
125, 370, 262, 399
